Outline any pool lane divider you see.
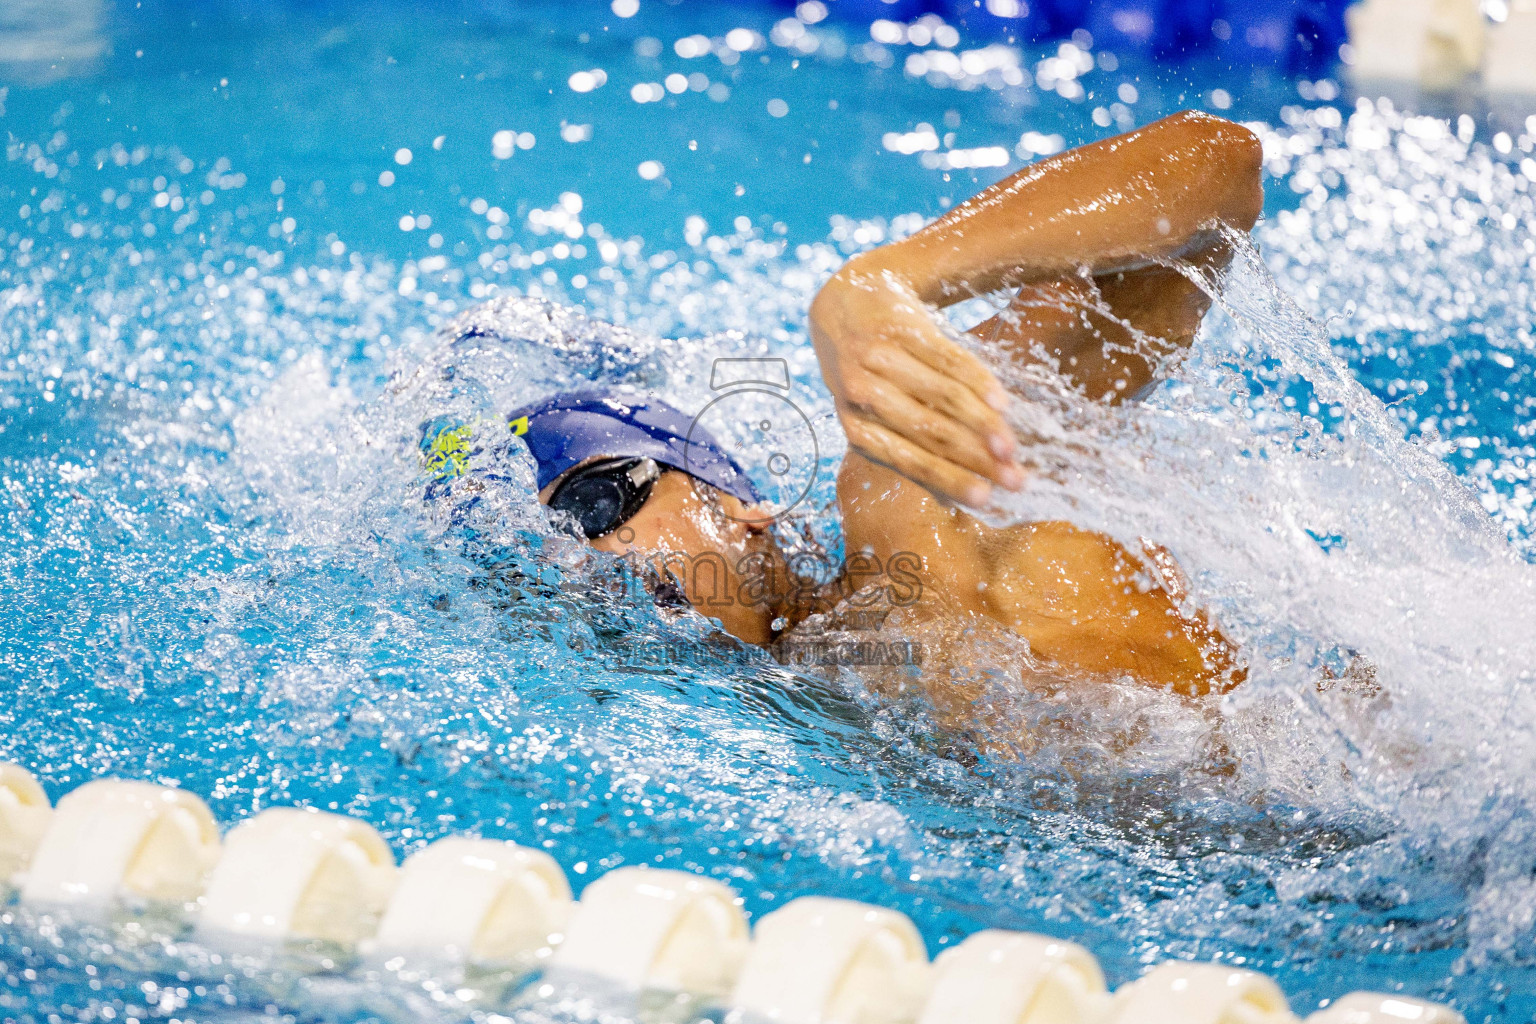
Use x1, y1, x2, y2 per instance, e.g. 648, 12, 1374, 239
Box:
0, 766, 1465, 1024
1346, 0, 1536, 94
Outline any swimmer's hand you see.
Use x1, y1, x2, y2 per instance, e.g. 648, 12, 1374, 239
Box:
810, 264, 1019, 508
809, 110, 1262, 506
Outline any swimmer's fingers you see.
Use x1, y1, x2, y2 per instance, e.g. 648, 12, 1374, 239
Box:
841, 406, 998, 508
857, 298, 1019, 483
810, 263, 1018, 492
879, 304, 1012, 418
861, 344, 1021, 476
843, 364, 1021, 487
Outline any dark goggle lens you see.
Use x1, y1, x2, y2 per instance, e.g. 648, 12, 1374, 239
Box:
556, 477, 626, 538
547, 458, 660, 539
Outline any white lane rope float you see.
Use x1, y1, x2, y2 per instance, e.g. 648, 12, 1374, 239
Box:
1345, 0, 1536, 94
0, 765, 1465, 1024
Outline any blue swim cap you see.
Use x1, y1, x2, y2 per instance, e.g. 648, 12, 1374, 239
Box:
506, 389, 760, 504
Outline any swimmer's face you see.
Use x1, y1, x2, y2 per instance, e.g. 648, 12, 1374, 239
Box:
539, 462, 788, 645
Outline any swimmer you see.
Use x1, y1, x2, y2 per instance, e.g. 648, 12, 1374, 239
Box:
434, 111, 1262, 699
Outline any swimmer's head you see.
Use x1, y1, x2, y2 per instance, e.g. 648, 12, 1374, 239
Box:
508, 388, 789, 644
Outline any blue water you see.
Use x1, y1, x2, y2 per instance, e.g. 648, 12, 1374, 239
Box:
3, 1, 1536, 1021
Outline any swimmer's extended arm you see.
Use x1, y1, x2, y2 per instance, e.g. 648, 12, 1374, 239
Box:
967, 240, 1238, 404
810, 110, 1263, 505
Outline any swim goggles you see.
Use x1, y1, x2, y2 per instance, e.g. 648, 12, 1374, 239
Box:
547, 456, 664, 539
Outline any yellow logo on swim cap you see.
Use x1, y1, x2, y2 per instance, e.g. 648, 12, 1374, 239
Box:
424, 423, 475, 480
508, 415, 529, 436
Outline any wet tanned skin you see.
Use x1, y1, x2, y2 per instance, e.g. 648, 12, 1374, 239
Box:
545, 112, 1262, 697
810, 109, 1264, 502
539, 468, 787, 645
814, 110, 1261, 697
837, 456, 1243, 696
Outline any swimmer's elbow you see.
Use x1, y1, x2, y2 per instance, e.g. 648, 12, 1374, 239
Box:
1221, 122, 1264, 232
1166, 109, 1264, 231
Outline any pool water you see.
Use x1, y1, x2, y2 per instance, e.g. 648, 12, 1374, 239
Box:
3, 0, 1536, 1020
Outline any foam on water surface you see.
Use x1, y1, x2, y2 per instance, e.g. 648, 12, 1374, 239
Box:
3, 3, 1536, 1020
